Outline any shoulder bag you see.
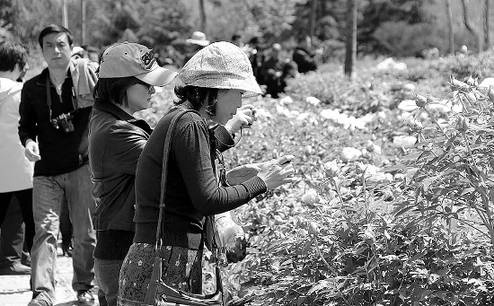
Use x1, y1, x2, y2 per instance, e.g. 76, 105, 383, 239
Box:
143, 108, 224, 306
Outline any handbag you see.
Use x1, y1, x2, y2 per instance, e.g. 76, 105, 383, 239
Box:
143, 108, 224, 306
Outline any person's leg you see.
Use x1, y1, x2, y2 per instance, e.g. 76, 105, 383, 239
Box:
14, 188, 35, 253
30, 175, 64, 305
65, 164, 96, 296
0, 191, 14, 228
94, 258, 123, 306
59, 197, 73, 257
0, 194, 29, 274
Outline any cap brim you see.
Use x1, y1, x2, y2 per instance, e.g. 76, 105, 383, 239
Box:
136, 66, 178, 86
186, 39, 210, 47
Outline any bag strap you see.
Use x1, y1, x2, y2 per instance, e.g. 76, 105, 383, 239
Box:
155, 108, 191, 244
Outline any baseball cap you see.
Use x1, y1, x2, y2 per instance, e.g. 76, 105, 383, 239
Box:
99, 42, 177, 86
178, 41, 262, 97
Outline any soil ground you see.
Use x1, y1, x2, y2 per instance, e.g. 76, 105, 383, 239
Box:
0, 249, 100, 306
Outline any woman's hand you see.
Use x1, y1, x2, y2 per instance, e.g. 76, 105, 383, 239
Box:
257, 155, 295, 190
224, 104, 257, 134
226, 163, 262, 185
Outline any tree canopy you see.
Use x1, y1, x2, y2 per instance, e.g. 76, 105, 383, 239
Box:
0, 0, 491, 59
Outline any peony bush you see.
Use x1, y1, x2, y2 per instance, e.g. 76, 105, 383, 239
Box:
141, 53, 494, 305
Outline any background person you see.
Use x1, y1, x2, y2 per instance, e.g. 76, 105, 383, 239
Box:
292, 35, 319, 74
231, 33, 244, 48
182, 31, 210, 67
261, 43, 285, 98
118, 41, 294, 305
0, 40, 34, 275
244, 36, 265, 85
18, 24, 98, 306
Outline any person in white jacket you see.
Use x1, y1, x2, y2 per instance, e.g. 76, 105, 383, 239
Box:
0, 41, 34, 274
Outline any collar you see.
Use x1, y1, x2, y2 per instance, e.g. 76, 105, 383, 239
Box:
35, 67, 70, 87
93, 100, 153, 134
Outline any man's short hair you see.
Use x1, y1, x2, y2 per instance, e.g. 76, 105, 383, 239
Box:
38, 24, 73, 49
0, 41, 28, 72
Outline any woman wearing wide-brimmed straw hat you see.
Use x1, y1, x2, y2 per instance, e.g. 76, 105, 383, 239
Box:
117, 41, 295, 304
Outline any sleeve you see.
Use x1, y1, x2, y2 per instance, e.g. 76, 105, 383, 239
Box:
262, 59, 277, 78
210, 124, 235, 152
107, 124, 147, 175
76, 58, 99, 108
173, 119, 266, 216
18, 84, 38, 146
303, 51, 317, 71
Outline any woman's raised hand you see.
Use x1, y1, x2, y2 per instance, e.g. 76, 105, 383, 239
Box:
224, 104, 257, 134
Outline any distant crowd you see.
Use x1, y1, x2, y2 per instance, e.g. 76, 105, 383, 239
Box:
65, 31, 323, 99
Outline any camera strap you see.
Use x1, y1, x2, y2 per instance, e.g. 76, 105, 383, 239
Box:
45, 72, 78, 119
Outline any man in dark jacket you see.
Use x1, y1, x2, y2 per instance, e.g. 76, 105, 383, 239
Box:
19, 24, 98, 306
292, 35, 318, 74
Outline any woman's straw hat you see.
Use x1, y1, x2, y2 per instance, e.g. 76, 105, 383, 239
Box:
178, 41, 261, 97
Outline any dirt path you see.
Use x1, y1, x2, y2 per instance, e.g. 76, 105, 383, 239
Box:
0, 252, 99, 306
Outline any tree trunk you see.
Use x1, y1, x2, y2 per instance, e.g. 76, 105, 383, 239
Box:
309, 0, 317, 40
445, 0, 454, 55
62, 0, 68, 29
344, 0, 357, 78
81, 0, 86, 45
485, 0, 490, 50
461, 0, 480, 53
199, 0, 206, 32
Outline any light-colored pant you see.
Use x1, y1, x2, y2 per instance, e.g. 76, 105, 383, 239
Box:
95, 258, 123, 306
31, 164, 96, 304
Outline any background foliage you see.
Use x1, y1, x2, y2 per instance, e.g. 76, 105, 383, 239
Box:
1, 0, 492, 63
133, 51, 494, 305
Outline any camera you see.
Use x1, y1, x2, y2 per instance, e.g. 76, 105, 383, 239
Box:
51, 113, 74, 133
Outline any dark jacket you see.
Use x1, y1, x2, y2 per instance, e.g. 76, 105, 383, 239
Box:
89, 101, 153, 259
18, 58, 98, 176
89, 100, 152, 233
293, 47, 318, 73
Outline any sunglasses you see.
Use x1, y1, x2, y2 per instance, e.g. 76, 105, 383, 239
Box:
136, 80, 154, 93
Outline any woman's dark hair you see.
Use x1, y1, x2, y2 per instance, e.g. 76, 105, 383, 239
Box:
38, 24, 73, 49
174, 86, 218, 115
0, 41, 28, 72
93, 77, 143, 108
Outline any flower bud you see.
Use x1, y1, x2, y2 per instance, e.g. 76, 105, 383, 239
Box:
308, 221, 320, 236
414, 93, 427, 108
324, 160, 339, 176
456, 116, 469, 132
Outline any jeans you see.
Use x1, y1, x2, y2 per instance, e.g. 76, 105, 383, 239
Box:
31, 164, 96, 304
95, 258, 123, 306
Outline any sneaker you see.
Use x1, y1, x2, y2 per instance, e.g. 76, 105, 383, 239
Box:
0, 262, 31, 275
28, 296, 51, 306
77, 290, 95, 305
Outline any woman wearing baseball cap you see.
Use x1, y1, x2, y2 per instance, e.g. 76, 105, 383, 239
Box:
118, 42, 294, 305
88, 42, 177, 306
